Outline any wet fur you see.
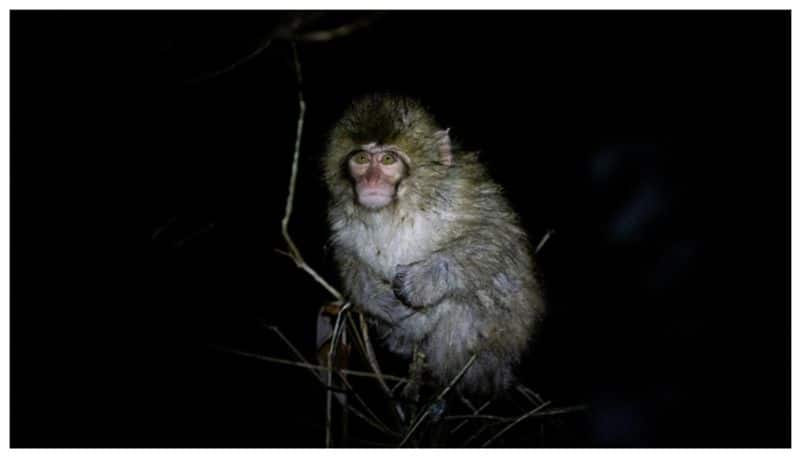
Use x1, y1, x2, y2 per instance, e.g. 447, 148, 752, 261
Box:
325, 95, 545, 395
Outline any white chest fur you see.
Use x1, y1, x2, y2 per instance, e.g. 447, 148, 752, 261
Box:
337, 210, 440, 279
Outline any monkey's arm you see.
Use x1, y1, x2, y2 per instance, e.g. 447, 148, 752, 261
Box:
335, 249, 414, 324
392, 223, 530, 309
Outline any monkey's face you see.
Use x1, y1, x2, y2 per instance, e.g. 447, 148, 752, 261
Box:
348, 143, 406, 210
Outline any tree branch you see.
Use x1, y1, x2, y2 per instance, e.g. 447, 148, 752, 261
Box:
398, 353, 478, 447
480, 401, 552, 447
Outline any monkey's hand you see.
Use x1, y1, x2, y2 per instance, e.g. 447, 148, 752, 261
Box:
392, 255, 449, 309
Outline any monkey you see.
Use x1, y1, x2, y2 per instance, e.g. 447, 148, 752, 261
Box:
323, 94, 545, 398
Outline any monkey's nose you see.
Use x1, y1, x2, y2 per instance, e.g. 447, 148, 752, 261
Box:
365, 167, 382, 184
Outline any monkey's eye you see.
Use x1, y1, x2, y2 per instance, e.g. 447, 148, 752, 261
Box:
380, 154, 397, 165
351, 152, 370, 164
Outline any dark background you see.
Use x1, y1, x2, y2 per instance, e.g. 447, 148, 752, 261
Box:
11, 11, 789, 447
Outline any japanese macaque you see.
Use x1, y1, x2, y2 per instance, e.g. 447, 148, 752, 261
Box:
324, 94, 545, 396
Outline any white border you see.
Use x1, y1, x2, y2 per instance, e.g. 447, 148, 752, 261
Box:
1, 3, 10, 453
2, 2, 797, 10
0, 6, 794, 455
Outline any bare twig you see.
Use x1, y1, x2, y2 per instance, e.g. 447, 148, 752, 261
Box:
459, 399, 582, 447
445, 414, 511, 422
535, 229, 555, 255
446, 405, 587, 423
462, 420, 505, 447
398, 353, 478, 447
516, 384, 545, 406
341, 397, 395, 436
151, 216, 177, 240
338, 389, 395, 436
213, 343, 397, 435
290, 14, 381, 42
518, 404, 587, 417
326, 301, 352, 447
189, 13, 380, 83
187, 38, 274, 83
358, 314, 406, 423
274, 41, 344, 302
326, 309, 400, 437
267, 322, 394, 437
344, 315, 369, 361
390, 378, 407, 396
267, 318, 398, 435
357, 314, 391, 393
343, 314, 406, 426
266, 325, 322, 382
458, 393, 478, 413
214, 345, 411, 383
451, 398, 494, 433
480, 401, 552, 448
281, 40, 305, 263
336, 373, 396, 437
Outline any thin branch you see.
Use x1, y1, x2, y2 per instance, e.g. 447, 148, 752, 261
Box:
345, 314, 369, 361
357, 313, 406, 424
343, 315, 406, 427
357, 314, 390, 392
341, 397, 395, 437
535, 229, 555, 255
337, 389, 395, 437
451, 397, 495, 434
267, 322, 394, 435
326, 301, 351, 447
276, 42, 343, 302
480, 401, 552, 448
213, 345, 411, 383
290, 15, 381, 42
445, 414, 511, 422
335, 372, 397, 437
446, 405, 587, 423
516, 384, 545, 406
462, 420, 506, 447
518, 404, 587, 417
335, 369, 399, 436
398, 353, 478, 447
329, 302, 351, 356
187, 38, 274, 83
189, 14, 380, 82
390, 379, 407, 396
282, 40, 305, 259
266, 325, 322, 383
458, 393, 478, 413
215, 343, 395, 435
151, 216, 177, 240
324, 365, 334, 447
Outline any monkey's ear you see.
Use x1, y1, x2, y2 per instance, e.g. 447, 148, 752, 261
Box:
435, 129, 453, 166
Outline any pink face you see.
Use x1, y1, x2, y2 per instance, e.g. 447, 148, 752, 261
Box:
348, 144, 406, 210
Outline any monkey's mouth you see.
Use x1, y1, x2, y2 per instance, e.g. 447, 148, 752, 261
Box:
358, 190, 393, 209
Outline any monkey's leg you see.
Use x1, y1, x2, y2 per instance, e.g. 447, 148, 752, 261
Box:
401, 347, 426, 423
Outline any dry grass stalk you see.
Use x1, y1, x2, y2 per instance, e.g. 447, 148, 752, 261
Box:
398, 353, 478, 447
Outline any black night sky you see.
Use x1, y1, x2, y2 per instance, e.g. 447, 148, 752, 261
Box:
11, 11, 789, 447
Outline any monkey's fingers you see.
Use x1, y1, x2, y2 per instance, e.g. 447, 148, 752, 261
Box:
391, 268, 415, 308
